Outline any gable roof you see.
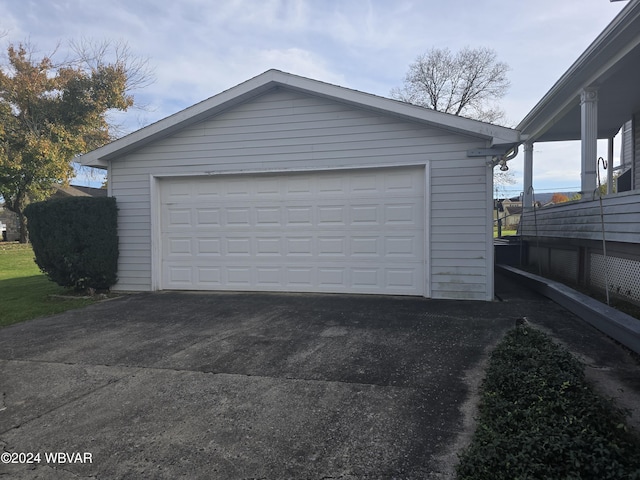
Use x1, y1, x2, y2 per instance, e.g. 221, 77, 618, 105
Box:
80, 69, 520, 168
518, 0, 640, 142
52, 184, 108, 198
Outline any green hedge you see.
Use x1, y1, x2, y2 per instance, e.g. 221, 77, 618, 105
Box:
457, 326, 640, 479
25, 196, 118, 291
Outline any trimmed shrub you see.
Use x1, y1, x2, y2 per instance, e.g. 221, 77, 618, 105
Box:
457, 326, 640, 479
25, 196, 118, 291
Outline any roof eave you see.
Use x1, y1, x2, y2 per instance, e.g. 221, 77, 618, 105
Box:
80, 69, 520, 167
517, 0, 640, 140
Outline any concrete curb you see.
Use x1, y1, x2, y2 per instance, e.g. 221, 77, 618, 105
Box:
497, 264, 640, 355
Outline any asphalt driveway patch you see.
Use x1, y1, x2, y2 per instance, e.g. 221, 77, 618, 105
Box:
0, 290, 521, 478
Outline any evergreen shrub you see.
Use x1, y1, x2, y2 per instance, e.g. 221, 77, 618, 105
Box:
457, 326, 640, 479
25, 196, 118, 291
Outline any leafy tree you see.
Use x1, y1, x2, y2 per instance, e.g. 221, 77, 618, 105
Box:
0, 40, 151, 242
551, 193, 570, 203
391, 46, 510, 124
597, 170, 621, 196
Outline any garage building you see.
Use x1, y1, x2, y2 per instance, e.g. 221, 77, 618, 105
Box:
80, 70, 519, 301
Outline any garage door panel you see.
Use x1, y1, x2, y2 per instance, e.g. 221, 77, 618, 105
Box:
350, 173, 380, 194
163, 262, 424, 294
226, 237, 252, 256
385, 236, 418, 256
387, 269, 417, 289
351, 205, 380, 225
318, 267, 345, 287
225, 179, 252, 197
196, 208, 221, 226
197, 267, 222, 285
385, 204, 417, 224
318, 205, 346, 225
226, 266, 252, 285
318, 236, 346, 256
256, 207, 282, 225
285, 237, 314, 256
197, 238, 221, 255
286, 177, 313, 195
256, 236, 282, 256
166, 208, 192, 227
160, 167, 425, 295
256, 266, 282, 286
318, 176, 347, 195
167, 266, 192, 285
352, 268, 380, 288
225, 207, 251, 226
285, 206, 313, 226
165, 237, 192, 256
287, 266, 314, 286
351, 236, 380, 256
165, 182, 192, 201
384, 169, 422, 194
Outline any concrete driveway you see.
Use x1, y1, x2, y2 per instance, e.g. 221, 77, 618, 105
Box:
0, 278, 605, 479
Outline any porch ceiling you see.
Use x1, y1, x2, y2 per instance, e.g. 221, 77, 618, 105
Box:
519, 1, 640, 143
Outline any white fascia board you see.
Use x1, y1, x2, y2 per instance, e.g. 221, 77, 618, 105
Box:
276, 71, 520, 146
78, 71, 283, 167
79, 69, 520, 167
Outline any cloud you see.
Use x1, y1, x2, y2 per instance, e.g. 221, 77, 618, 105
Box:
1, 0, 629, 194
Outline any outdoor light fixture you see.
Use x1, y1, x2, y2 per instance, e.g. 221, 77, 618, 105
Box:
480, 145, 517, 170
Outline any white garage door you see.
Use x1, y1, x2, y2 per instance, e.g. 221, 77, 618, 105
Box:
160, 166, 425, 295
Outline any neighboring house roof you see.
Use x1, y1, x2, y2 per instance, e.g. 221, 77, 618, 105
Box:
52, 184, 108, 198
80, 69, 520, 168
505, 206, 523, 216
518, 0, 640, 142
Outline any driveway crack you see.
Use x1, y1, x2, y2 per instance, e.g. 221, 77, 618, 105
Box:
0, 360, 143, 436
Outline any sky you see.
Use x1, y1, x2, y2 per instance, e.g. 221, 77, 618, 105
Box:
0, 0, 630, 197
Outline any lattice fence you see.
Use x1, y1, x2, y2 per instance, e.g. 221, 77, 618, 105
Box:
590, 253, 640, 304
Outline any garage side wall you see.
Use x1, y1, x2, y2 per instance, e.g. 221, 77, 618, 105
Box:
109, 88, 493, 300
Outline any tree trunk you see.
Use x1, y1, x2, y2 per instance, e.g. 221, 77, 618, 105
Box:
18, 210, 29, 244
5, 192, 29, 244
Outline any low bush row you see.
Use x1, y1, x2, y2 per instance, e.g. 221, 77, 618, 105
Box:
457, 326, 640, 479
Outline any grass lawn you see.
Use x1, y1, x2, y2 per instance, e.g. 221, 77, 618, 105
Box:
0, 243, 96, 327
493, 228, 518, 238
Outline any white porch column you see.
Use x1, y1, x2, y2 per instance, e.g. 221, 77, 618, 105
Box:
523, 141, 534, 208
607, 137, 614, 194
580, 88, 598, 195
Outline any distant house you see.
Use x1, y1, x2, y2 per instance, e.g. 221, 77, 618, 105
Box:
517, 0, 640, 306
79, 69, 520, 301
494, 199, 522, 232
50, 184, 108, 199
503, 204, 522, 229
0, 205, 19, 242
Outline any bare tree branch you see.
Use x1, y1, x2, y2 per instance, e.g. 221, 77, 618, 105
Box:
69, 38, 155, 99
391, 46, 510, 124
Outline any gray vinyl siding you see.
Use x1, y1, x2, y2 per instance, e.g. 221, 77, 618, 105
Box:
110, 88, 492, 300
520, 191, 640, 243
429, 163, 491, 299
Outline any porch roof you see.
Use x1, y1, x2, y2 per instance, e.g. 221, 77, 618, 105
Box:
518, 0, 640, 142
